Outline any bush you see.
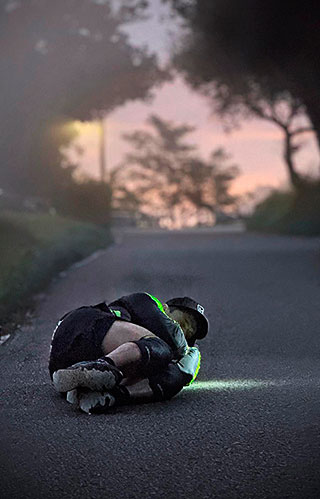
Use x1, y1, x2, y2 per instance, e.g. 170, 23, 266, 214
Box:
246, 190, 294, 232
54, 179, 112, 225
247, 181, 320, 235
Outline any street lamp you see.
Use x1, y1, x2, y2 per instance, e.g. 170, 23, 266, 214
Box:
98, 116, 107, 182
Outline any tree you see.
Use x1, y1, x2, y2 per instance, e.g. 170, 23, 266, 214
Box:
111, 114, 239, 226
204, 82, 315, 188
163, 1, 320, 162
0, 0, 168, 198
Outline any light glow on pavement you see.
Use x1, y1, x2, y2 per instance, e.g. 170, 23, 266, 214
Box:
186, 378, 320, 391
186, 379, 276, 391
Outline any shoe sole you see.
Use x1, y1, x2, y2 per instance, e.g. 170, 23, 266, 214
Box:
53, 367, 117, 393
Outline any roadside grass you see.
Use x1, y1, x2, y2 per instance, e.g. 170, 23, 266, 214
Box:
0, 211, 113, 333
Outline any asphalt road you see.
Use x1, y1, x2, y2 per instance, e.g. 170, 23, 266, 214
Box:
1, 229, 320, 499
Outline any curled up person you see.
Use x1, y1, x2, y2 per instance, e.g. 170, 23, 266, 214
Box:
48, 293, 209, 414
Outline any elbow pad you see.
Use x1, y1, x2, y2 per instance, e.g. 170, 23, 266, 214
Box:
148, 363, 190, 401
148, 347, 201, 401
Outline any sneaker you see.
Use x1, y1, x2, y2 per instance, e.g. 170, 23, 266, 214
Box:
78, 389, 116, 414
66, 388, 79, 405
52, 358, 123, 393
66, 387, 94, 408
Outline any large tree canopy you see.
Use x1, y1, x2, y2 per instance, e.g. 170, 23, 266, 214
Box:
0, 0, 168, 197
164, 0, 320, 149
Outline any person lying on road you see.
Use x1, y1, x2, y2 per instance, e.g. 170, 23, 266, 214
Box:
49, 293, 209, 414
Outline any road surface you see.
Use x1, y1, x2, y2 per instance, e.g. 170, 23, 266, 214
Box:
1, 229, 320, 498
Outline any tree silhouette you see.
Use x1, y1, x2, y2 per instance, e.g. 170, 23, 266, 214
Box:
164, 0, 320, 171
203, 83, 315, 188
0, 0, 168, 198
112, 114, 239, 225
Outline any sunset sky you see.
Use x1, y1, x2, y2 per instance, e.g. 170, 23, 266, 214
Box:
66, 0, 319, 198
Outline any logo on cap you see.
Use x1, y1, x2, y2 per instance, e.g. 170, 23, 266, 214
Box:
197, 304, 205, 314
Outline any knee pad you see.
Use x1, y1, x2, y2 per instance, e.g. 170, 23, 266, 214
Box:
148, 363, 188, 401
131, 336, 173, 377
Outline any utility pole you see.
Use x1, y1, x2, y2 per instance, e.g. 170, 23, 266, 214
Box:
99, 115, 106, 182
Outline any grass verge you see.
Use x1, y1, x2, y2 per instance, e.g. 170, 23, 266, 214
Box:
0, 211, 113, 334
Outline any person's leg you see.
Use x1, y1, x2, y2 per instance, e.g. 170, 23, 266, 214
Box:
101, 321, 155, 354
49, 306, 116, 379
119, 362, 188, 403
73, 378, 155, 414
101, 321, 155, 378
53, 321, 173, 393
103, 321, 174, 379
52, 320, 153, 392
75, 362, 188, 414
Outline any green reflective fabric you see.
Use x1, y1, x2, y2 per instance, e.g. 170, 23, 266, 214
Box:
110, 309, 121, 318
146, 292, 186, 333
146, 293, 166, 315
187, 350, 201, 386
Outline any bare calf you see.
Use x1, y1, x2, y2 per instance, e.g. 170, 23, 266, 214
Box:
101, 321, 155, 378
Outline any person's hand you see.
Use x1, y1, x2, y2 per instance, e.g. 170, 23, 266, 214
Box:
163, 303, 170, 315
176, 346, 201, 384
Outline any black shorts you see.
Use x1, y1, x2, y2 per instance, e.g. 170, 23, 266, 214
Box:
48, 306, 116, 379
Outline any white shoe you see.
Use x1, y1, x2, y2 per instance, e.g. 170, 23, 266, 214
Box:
78, 390, 116, 414
66, 389, 78, 405
52, 358, 123, 393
